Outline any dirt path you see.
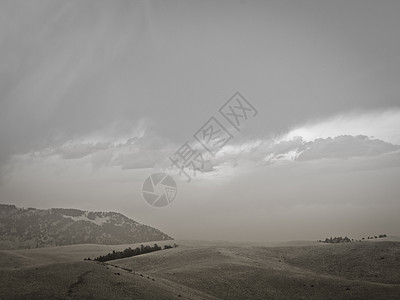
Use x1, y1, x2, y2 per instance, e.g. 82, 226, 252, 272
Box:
67, 270, 92, 298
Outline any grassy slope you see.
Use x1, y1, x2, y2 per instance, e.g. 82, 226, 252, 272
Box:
112, 239, 400, 299
0, 261, 183, 300
0, 240, 174, 270
0, 239, 399, 299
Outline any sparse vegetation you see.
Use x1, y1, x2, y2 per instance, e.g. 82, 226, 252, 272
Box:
319, 234, 388, 243
92, 243, 177, 262
321, 236, 352, 244
366, 234, 387, 240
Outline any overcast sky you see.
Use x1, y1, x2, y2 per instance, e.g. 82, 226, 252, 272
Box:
1, 0, 400, 242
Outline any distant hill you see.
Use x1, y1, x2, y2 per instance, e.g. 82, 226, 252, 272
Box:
0, 204, 173, 249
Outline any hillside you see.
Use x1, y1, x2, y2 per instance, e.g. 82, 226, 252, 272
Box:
110, 239, 400, 299
0, 239, 399, 299
0, 204, 172, 249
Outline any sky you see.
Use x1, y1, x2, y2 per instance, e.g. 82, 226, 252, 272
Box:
1, 0, 400, 242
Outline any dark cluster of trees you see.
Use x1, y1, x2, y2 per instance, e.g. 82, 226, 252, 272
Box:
319, 234, 388, 243
85, 243, 177, 262
320, 236, 352, 243
362, 234, 387, 240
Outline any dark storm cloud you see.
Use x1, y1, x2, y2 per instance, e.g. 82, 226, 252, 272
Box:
2, 0, 400, 175
0, 1, 154, 172
34, 133, 176, 171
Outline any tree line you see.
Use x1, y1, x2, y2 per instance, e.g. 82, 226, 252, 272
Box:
318, 234, 387, 243
362, 234, 387, 240
84, 243, 177, 262
320, 236, 352, 244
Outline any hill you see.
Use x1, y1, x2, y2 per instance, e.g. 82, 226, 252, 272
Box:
0, 204, 172, 249
1, 238, 399, 299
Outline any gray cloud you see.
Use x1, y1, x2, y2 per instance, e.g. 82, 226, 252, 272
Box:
7, 131, 400, 179
212, 135, 400, 169
297, 135, 400, 161
32, 132, 176, 172
50, 142, 111, 160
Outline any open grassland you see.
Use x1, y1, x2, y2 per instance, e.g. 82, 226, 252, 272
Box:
1, 238, 399, 299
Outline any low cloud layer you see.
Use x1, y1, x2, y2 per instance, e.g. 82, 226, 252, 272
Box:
5, 117, 400, 182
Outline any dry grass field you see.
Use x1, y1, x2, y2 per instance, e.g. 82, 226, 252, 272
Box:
1, 238, 399, 299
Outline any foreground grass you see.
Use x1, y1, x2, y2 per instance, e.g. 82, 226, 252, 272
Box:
0, 261, 182, 300
1, 239, 399, 299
